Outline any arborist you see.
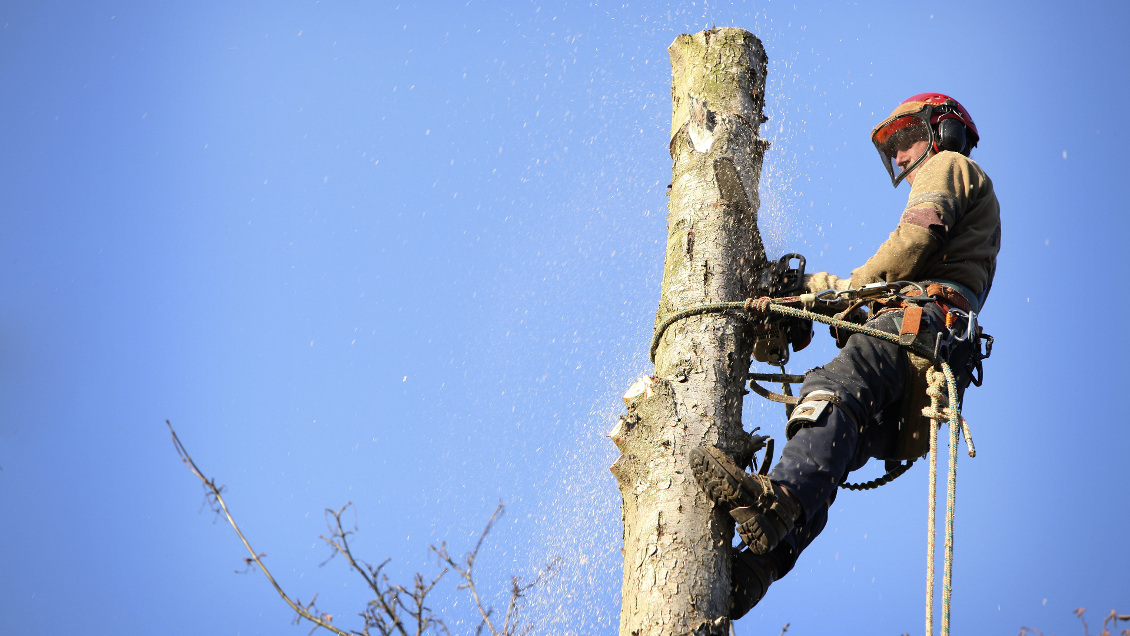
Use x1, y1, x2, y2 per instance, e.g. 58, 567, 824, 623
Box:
689, 92, 1001, 618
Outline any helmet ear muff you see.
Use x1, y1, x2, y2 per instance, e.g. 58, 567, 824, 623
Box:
934, 117, 968, 155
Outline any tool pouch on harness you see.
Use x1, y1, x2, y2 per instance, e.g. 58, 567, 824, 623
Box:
888, 306, 941, 461
888, 283, 984, 459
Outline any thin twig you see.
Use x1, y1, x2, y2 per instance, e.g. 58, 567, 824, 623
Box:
172, 421, 549, 636
1076, 607, 1092, 636
431, 502, 553, 636
433, 504, 505, 635
1020, 608, 1129, 636
168, 421, 349, 636
1100, 609, 1130, 636
321, 505, 415, 636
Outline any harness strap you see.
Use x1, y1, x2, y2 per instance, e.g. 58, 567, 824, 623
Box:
904, 283, 974, 312
899, 305, 924, 346
748, 378, 800, 405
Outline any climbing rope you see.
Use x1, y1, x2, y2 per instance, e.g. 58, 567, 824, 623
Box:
915, 362, 969, 636
919, 366, 948, 636
941, 362, 965, 636
925, 378, 940, 636
649, 300, 758, 363
652, 290, 980, 636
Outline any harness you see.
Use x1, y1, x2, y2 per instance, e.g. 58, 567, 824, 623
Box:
650, 262, 995, 636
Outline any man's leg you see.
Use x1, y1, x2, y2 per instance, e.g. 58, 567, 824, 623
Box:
770, 309, 910, 521
718, 317, 908, 619
699, 304, 975, 617
693, 309, 911, 553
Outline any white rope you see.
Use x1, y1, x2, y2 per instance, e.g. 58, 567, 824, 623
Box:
922, 364, 972, 636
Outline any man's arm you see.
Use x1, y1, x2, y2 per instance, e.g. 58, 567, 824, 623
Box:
804, 151, 985, 296
849, 151, 976, 288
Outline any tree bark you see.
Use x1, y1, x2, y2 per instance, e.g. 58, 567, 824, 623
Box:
611, 28, 769, 636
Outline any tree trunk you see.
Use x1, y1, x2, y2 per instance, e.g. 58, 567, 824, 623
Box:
611, 28, 769, 636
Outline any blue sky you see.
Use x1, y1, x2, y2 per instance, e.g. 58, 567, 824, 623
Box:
1, 1, 1127, 634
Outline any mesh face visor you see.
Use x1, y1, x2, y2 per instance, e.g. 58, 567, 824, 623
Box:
872, 114, 933, 187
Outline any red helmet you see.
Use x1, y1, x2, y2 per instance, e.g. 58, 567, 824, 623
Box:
871, 93, 979, 187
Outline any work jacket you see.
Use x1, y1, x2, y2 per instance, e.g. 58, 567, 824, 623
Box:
805, 151, 1000, 310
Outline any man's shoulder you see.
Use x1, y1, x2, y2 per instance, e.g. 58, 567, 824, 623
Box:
927, 150, 986, 173
916, 150, 992, 192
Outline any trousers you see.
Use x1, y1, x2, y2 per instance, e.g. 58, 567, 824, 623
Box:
762, 302, 973, 577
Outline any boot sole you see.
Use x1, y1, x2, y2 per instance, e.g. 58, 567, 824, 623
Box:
732, 507, 780, 555
690, 445, 792, 554
688, 446, 762, 511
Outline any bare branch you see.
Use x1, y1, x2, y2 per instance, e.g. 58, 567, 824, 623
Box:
1100, 609, 1130, 636
506, 555, 561, 636
430, 502, 556, 636
168, 421, 350, 636
1020, 608, 1129, 636
1076, 607, 1092, 636
172, 422, 548, 636
432, 503, 500, 636
319, 503, 456, 636
318, 504, 416, 636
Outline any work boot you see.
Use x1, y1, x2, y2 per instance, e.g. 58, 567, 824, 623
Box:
729, 547, 776, 619
689, 445, 802, 554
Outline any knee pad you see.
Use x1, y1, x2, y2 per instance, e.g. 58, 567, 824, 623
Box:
785, 390, 837, 440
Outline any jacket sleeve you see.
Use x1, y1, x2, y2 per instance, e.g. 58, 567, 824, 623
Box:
847, 151, 967, 288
